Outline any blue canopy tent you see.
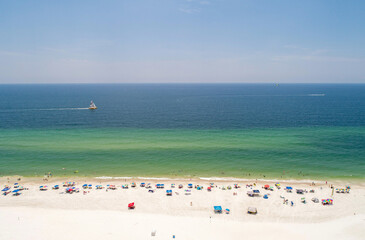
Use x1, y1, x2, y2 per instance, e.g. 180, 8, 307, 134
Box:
214, 206, 222, 213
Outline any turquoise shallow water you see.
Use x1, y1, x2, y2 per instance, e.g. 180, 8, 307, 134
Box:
1, 127, 364, 180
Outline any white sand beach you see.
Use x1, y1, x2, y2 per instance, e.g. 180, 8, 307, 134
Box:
1, 177, 364, 240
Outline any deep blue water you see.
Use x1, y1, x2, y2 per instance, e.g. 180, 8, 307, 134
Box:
0, 84, 364, 129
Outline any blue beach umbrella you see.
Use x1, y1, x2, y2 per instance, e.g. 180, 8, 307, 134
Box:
12, 189, 20, 193
2, 187, 10, 191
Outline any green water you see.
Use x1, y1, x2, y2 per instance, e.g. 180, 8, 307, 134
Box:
0, 127, 364, 180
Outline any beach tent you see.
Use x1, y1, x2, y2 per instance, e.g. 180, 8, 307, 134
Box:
214, 206, 222, 213
296, 189, 304, 194
128, 202, 135, 209
247, 207, 257, 214
247, 191, 254, 197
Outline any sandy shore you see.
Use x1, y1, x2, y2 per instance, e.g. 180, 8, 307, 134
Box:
1, 177, 364, 239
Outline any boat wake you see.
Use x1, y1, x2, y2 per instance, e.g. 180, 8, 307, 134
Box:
0, 108, 89, 112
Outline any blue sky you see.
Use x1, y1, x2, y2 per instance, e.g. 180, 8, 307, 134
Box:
0, 0, 365, 83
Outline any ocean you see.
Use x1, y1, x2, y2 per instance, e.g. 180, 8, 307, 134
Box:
0, 84, 364, 180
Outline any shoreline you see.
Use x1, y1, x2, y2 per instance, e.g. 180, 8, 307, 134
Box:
2, 175, 365, 186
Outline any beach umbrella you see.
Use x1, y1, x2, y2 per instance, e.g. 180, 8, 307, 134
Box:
12, 189, 20, 193
2, 187, 10, 191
